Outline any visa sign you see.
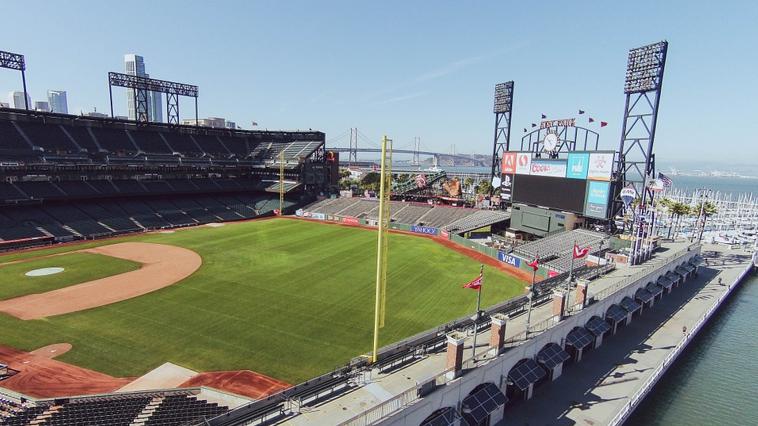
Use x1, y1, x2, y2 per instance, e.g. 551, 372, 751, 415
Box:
498, 251, 521, 268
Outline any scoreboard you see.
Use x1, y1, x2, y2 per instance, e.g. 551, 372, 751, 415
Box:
501, 151, 615, 219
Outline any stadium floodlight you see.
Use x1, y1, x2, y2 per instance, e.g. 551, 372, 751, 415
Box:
624, 41, 667, 94
0, 50, 29, 110
491, 81, 514, 193
493, 81, 514, 113
0, 50, 25, 71
107, 71, 199, 125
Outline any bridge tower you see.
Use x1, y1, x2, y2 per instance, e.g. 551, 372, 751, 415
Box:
491, 81, 514, 184
348, 127, 358, 166
411, 137, 421, 166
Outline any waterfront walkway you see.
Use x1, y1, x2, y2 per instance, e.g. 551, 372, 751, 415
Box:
500, 244, 754, 425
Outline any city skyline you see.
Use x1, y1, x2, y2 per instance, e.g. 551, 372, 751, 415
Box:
1, 0, 756, 166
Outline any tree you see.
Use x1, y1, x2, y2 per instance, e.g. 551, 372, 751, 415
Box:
670, 202, 691, 240
463, 177, 474, 193
361, 172, 381, 192
476, 181, 493, 195
692, 200, 718, 240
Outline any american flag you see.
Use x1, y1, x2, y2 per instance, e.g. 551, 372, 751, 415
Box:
658, 172, 673, 188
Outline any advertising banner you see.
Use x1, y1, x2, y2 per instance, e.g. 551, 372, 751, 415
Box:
501, 152, 517, 174
548, 270, 560, 278
440, 230, 449, 239
410, 225, 439, 236
497, 251, 521, 268
515, 152, 532, 175
566, 152, 590, 179
342, 216, 360, 225
500, 174, 514, 201
584, 180, 611, 218
311, 213, 326, 220
295, 209, 304, 217
588, 152, 614, 181
530, 159, 567, 177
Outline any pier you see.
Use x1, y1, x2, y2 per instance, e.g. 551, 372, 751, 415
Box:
502, 244, 755, 425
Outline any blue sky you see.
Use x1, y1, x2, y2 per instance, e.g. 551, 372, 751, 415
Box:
2, 0, 756, 165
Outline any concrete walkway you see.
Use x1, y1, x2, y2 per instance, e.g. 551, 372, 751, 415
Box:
500, 245, 754, 425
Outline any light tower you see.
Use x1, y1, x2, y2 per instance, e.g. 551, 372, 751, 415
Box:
491, 81, 514, 190
615, 41, 668, 215
615, 41, 668, 264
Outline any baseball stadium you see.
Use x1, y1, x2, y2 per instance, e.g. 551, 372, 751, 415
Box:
1, 37, 752, 426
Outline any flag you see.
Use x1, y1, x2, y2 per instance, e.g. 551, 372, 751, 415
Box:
573, 244, 590, 259
527, 256, 539, 271
658, 172, 673, 188
578, 109, 585, 115
531, 123, 537, 128
463, 273, 483, 290
541, 114, 547, 119
589, 117, 595, 123
523, 128, 528, 133
600, 121, 608, 127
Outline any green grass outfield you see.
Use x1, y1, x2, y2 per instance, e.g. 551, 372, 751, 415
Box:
0, 252, 140, 300
0, 219, 525, 383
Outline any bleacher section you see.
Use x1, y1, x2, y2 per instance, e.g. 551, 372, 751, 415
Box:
0, 110, 324, 166
0, 391, 229, 426
514, 229, 610, 273
0, 110, 327, 247
303, 198, 509, 232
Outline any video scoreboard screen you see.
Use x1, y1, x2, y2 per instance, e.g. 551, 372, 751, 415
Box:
501, 150, 615, 219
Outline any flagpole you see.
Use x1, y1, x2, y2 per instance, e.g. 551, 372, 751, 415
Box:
472, 264, 483, 361
526, 258, 536, 336
565, 240, 576, 317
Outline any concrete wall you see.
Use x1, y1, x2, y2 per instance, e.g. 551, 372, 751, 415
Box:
379, 248, 700, 426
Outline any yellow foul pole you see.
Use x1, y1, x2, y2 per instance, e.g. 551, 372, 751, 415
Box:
372, 135, 391, 363
279, 151, 285, 214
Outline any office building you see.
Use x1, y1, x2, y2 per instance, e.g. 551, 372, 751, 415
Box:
8, 91, 31, 109
33, 101, 50, 112
47, 90, 68, 114
125, 54, 164, 122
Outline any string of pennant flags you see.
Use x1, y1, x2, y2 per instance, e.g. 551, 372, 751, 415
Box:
523, 110, 607, 132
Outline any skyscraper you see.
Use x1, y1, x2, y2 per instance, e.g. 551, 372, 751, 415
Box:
124, 54, 162, 122
47, 90, 68, 114
33, 101, 50, 112
8, 91, 31, 109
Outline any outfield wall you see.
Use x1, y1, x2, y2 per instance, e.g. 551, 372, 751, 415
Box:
296, 209, 557, 279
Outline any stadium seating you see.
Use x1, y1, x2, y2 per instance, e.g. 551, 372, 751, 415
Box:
0, 111, 324, 247
514, 229, 609, 273
90, 127, 138, 154
0, 120, 34, 151
0, 392, 229, 426
444, 210, 511, 234
145, 394, 228, 425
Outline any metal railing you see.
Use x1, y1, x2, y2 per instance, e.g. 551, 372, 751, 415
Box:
608, 257, 754, 425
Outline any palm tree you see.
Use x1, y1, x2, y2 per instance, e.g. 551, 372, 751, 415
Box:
693, 200, 718, 240
464, 177, 474, 193
671, 202, 691, 240
657, 198, 675, 239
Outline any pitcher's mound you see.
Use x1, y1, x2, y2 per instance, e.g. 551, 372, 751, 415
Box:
25, 267, 64, 277
30, 343, 72, 359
